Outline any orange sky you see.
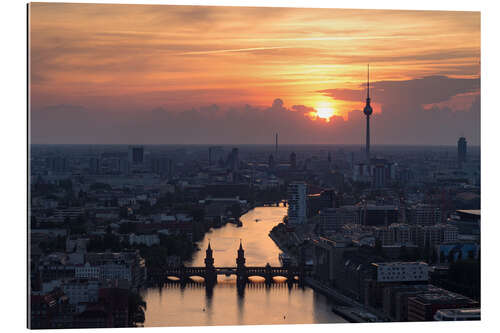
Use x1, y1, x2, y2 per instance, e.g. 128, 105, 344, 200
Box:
29, 3, 479, 118
29, 3, 481, 145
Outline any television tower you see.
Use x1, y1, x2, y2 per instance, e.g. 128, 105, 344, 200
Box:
363, 64, 373, 161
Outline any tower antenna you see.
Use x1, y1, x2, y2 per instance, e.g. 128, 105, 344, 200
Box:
367, 64, 370, 99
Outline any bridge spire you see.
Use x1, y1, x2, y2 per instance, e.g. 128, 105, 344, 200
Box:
205, 241, 214, 268
237, 239, 246, 268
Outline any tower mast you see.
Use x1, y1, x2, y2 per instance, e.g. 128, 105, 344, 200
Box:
363, 64, 373, 162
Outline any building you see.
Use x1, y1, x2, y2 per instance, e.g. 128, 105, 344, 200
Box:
287, 182, 307, 225
362, 205, 398, 227
85, 251, 146, 287
228, 148, 239, 171
366, 262, 429, 309
388, 223, 413, 245
434, 308, 480, 321
319, 205, 362, 233
319, 208, 343, 232
128, 233, 160, 247
435, 243, 479, 263
150, 157, 172, 177
290, 152, 297, 169
407, 291, 479, 321
208, 146, 224, 166
128, 145, 144, 164
307, 189, 336, 217
382, 284, 441, 321
406, 204, 441, 226
413, 224, 459, 249
311, 236, 357, 286
75, 263, 101, 280
458, 137, 467, 166
61, 279, 100, 305
448, 209, 480, 237
372, 262, 428, 283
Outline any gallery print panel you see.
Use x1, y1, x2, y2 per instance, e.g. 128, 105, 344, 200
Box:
28, 2, 480, 329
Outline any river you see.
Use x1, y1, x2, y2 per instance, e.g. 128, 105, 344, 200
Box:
141, 206, 347, 326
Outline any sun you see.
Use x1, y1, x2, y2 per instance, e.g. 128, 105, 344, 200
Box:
316, 107, 335, 120
314, 101, 336, 121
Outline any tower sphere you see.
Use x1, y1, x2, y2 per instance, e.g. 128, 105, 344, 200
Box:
364, 102, 373, 116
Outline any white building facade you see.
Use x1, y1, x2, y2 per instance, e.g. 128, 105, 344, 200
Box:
373, 262, 429, 282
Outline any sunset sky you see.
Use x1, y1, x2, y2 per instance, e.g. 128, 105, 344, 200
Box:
29, 3, 480, 145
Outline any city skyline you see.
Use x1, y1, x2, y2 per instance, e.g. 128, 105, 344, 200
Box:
29, 4, 480, 145
27, 4, 482, 328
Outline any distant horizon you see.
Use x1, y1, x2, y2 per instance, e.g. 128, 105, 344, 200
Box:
29, 142, 481, 148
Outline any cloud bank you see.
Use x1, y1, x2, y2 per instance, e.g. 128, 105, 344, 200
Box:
30, 76, 480, 146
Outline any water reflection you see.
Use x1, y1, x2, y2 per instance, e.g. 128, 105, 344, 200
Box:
142, 206, 346, 327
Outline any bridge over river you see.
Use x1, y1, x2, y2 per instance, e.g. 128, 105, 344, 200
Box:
148, 241, 310, 286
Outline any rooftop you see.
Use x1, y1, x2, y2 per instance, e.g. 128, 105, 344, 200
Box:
456, 209, 480, 216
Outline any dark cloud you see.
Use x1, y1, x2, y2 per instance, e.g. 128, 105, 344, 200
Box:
318, 75, 480, 106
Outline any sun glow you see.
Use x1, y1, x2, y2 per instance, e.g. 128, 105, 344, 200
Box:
314, 101, 336, 121
316, 107, 335, 120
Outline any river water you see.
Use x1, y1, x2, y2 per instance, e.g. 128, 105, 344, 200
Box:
142, 206, 346, 326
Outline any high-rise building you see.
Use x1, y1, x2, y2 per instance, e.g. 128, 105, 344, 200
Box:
208, 146, 224, 166
373, 164, 387, 188
275, 132, 279, 161
287, 182, 307, 225
290, 152, 297, 169
363, 65, 373, 162
128, 145, 144, 164
228, 147, 239, 171
458, 137, 467, 166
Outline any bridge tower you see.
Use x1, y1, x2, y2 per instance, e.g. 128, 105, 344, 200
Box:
204, 242, 217, 286
264, 263, 272, 285
236, 240, 247, 285
204, 242, 214, 268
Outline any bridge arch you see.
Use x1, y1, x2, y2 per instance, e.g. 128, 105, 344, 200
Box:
187, 275, 207, 282
165, 276, 182, 281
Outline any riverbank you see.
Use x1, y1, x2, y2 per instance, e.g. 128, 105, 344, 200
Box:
268, 223, 386, 323
304, 277, 380, 323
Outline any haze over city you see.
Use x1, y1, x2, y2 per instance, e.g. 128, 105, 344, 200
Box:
29, 4, 480, 145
